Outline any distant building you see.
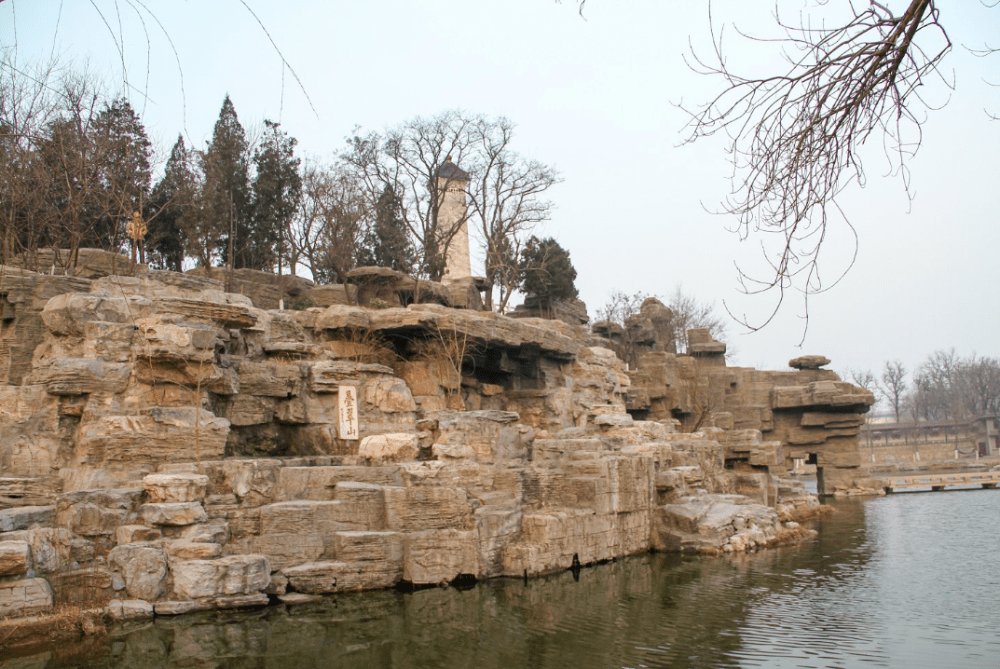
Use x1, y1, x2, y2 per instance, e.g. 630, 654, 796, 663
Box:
862, 416, 1000, 461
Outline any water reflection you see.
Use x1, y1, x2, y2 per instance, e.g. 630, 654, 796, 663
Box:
6, 492, 1000, 669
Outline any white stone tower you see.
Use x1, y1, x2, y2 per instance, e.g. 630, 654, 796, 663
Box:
437, 156, 471, 281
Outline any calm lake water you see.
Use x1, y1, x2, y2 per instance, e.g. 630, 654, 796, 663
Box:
6, 488, 1000, 669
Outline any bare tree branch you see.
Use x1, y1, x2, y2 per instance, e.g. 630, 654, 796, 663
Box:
682, 0, 955, 333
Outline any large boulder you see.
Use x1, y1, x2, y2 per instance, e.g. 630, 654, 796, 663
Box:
56, 489, 142, 536
0, 578, 53, 617
431, 410, 530, 463
170, 555, 270, 600
109, 543, 168, 600
143, 473, 210, 503
75, 409, 230, 465
653, 493, 813, 554
403, 529, 480, 584
140, 502, 208, 527
358, 433, 419, 462
0, 540, 31, 576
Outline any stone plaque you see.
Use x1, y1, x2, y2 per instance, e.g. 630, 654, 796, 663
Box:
338, 385, 359, 440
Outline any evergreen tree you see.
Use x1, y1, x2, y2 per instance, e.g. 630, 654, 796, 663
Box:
35, 107, 104, 254
93, 97, 152, 252
252, 120, 302, 272
518, 236, 578, 312
201, 95, 251, 268
147, 135, 196, 271
357, 185, 415, 273
485, 233, 517, 304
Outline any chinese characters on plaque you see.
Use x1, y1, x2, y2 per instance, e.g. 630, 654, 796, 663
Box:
338, 385, 359, 440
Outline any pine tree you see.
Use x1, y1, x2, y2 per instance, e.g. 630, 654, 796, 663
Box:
34, 102, 104, 254
252, 120, 302, 273
357, 186, 415, 273
518, 236, 578, 311
147, 135, 196, 271
201, 95, 251, 268
93, 97, 152, 252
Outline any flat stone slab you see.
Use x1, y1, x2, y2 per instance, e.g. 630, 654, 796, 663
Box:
593, 413, 635, 428
0, 540, 31, 576
115, 524, 162, 544
165, 540, 223, 559
140, 502, 208, 526
105, 599, 154, 621
0, 506, 55, 532
171, 555, 271, 600
278, 592, 322, 605
154, 599, 213, 616
283, 561, 344, 594
213, 593, 270, 609
789, 355, 831, 370
143, 473, 210, 503
0, 578, 53, 618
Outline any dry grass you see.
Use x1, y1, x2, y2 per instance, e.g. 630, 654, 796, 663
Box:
336, 327, 399, 367
410, 323, 481, 391
0, 603, 107, 653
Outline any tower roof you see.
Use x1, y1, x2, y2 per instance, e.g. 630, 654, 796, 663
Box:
437, 156, 470, 181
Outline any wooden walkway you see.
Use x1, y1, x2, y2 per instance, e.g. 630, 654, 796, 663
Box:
876, 470, 1000, 493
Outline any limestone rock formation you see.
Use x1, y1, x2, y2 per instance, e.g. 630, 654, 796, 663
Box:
0, 577, 53, 618
0, 264, 875, 626
171, 555, 271, 600
0, 540, 31, 576
619, 328, 874, 495
654, 493, 815, 554
108, 543, 168, 600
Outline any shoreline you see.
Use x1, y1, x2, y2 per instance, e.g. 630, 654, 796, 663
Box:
0, 502, 831, 657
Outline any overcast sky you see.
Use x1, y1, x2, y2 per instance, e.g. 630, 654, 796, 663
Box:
2, 0, 997, 377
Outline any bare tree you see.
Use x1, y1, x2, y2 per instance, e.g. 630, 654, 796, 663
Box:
35, 76, 110, 264
595, 290, 649, 326
880, 360, 909, 422
959, 355, 1000, 417
344, 110, 559, 289
344, 111, 476, 281
847, 367, 880, 413
666, 285, 730, 355
908, 350, 1000, 422
681, 0, 959, 333
596, 286, 732, 364
0, 61, 156, 271
0, 58, 63, 267
465, 117, 560, 311
290, 159, 368, 284
594, 290, 650, 367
